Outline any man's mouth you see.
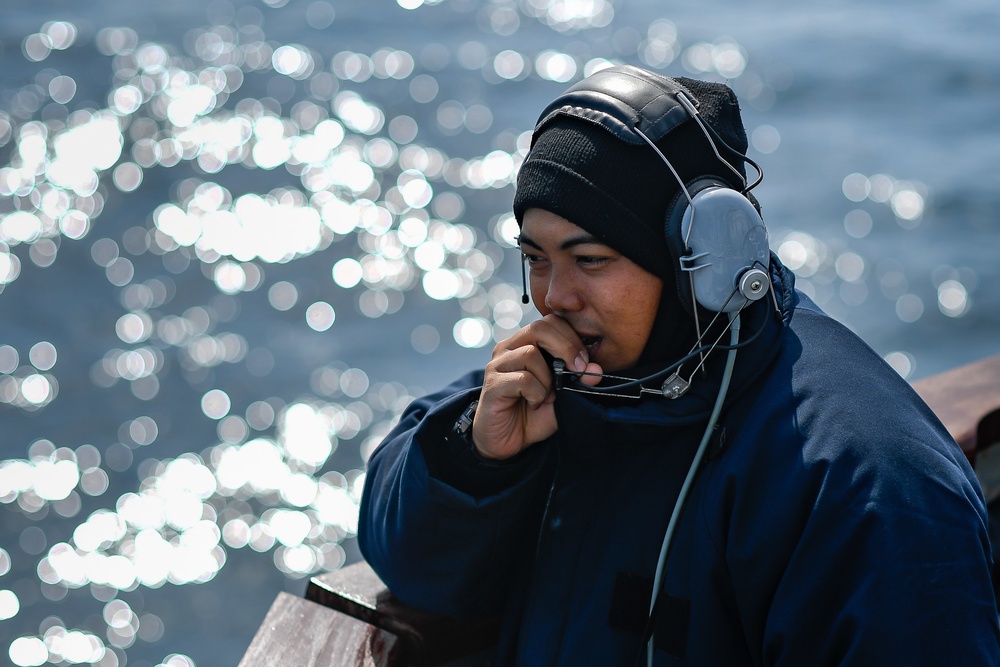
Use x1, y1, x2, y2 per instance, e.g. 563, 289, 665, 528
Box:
580, 335, 602, 357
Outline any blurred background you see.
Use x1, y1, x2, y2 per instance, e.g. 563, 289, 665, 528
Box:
0, 0, 997, 665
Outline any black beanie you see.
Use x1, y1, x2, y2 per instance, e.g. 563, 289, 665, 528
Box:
513, 74, 751, 281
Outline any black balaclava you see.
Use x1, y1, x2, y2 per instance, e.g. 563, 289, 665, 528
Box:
512, 74, 754, 369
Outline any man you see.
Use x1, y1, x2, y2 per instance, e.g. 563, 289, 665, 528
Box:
359, 65, 1000, 665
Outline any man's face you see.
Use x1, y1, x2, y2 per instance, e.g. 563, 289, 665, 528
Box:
519, 208, 663, 373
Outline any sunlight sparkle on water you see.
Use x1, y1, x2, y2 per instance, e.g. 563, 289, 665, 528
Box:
2, 3, 981, 666
842, 172, 925, 228
33, 401, 372, 590
0, 588, 19, 620
937, 279, 969, 317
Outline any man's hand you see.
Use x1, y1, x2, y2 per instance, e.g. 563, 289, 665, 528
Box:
471, 315, 603, 460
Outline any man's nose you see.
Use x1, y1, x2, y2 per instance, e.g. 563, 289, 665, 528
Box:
543, 267, 584, 313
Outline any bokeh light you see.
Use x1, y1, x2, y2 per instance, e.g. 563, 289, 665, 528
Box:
0, 3, 993, 667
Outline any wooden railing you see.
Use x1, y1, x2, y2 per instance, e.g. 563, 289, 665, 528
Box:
912, 353, 1000, 466
235, 561, 498, 667
239, 353, 1000, 667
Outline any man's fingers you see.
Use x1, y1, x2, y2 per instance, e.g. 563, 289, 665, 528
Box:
486, 349, 554, 407
475, 315, 594, 459
493, 316, 588, 373
577, 362, 604, 387
490, 345, 552, 382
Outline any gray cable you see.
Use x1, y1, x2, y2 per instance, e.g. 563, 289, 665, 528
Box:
647, 312, 740, 666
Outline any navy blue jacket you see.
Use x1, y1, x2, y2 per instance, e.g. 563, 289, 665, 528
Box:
359, 264, 1000, 665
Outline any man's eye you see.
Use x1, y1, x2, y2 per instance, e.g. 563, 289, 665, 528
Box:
577, 255, 610, 266
523, 253, 545, 265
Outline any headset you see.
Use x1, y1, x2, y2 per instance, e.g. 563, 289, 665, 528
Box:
516, 66, 774, 666
519, 65, 773, 400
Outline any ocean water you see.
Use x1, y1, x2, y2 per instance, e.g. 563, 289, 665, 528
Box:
0, 0, 998, 665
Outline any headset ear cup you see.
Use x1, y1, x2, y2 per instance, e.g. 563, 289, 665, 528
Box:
665, 177, 769, 314
663, 177, 730, 317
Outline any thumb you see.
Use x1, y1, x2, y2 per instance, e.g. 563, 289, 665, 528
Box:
578, 362, 604, 387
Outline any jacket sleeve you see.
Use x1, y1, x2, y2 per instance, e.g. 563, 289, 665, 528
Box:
718, 345, 1000, 665
357, 370, 554, 619
762, 425, 999, 665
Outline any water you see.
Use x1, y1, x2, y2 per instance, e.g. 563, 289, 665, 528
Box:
0, 0, 997, 665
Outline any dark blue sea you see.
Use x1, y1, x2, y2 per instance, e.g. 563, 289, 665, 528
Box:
0, 0, 997, 665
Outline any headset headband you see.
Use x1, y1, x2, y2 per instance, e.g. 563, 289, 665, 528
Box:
530, 65, 697, 147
